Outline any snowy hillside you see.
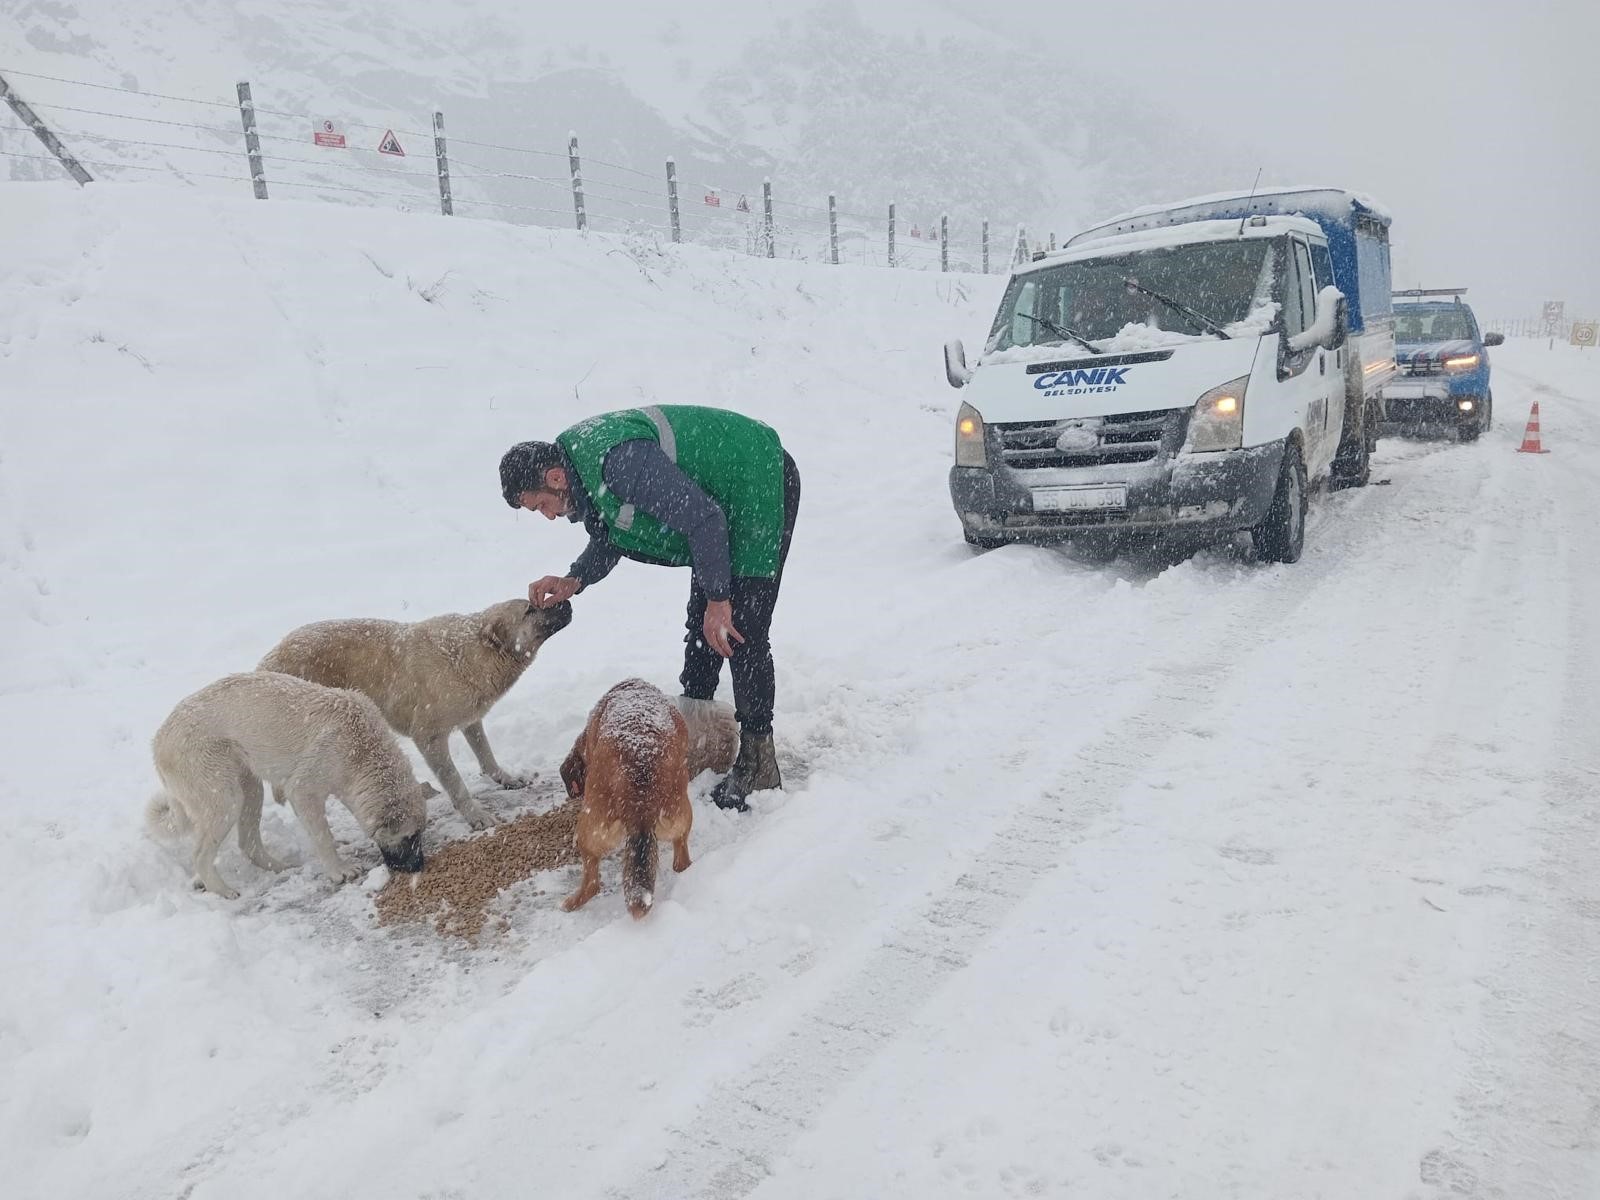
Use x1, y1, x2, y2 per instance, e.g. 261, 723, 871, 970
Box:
0, 0, 1254, 250
4, 184, 1600, 1199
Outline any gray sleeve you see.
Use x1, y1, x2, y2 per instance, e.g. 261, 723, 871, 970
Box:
568, 535, 622, 591
602, 439, 732, 600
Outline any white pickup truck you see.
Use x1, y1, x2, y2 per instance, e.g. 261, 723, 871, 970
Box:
947, 187, 1395, 563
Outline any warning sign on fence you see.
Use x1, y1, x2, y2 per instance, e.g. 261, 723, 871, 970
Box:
377, 129, 405, 156
703, 192, 721, 207
1571, 321, 1597, 347
1543, 300, 1565, 326
313, 119, 346, 149
736, 195, 750, 213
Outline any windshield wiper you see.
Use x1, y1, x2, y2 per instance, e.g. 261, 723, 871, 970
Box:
1014, 311, 1102, 355
1119, 277, 1231, 339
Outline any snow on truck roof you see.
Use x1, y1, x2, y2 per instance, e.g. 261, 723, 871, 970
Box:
1065, 186, 1393, 250
1018, 216, 1321, 274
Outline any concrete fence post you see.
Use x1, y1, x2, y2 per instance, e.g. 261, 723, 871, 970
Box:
828, 192, 839, 265
0, 71, 93, 185
888, 202, 897, 268
234, 81, 267, 199
568, 133, 586, 232
432, 111, 452, 216
940, 213, 949, 273
666, 157, 681, 243
982, 219, 990, 274
762, 178, 774, 258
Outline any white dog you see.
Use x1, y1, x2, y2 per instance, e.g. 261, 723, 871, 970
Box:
258, 598, 572, 828
149, 672, 437, 898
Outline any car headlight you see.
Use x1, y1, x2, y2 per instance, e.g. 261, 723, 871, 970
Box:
1444, 353, 1480, 372
1186, 375, 1248, 452
955, 401, 988, 467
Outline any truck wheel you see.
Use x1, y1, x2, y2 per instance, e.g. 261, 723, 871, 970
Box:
1254, 442, 1306, 564
964, 530, 1007, 551
1331, 397, 1371, 489
1459, 395, 1486, 443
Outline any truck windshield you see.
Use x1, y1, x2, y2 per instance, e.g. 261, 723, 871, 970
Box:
989, 239, 1279, 353
1394, 308, 1474, 343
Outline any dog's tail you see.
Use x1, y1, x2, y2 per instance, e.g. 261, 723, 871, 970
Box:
622, 828, 658, 920
145, 789, 192, 837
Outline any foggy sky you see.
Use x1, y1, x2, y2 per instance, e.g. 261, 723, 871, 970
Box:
956, 0, 1600, 320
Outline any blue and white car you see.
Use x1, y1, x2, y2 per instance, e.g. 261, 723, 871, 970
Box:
1381, 289, 1503, 441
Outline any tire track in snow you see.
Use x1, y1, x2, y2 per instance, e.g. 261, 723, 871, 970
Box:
618, 484, 1392, 1200
1424, 373, 1600, 1200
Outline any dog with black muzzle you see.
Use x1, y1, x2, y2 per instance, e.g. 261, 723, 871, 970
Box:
148, 672, 437, 898
260, 599, 573, 828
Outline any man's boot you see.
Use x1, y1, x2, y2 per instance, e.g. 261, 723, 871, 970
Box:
711, 732, 782, 812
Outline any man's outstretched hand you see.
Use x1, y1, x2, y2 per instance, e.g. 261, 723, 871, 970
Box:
703, 598, 745, 659
530, 576, 581, 608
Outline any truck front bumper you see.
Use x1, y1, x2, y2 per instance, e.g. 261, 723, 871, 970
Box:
950, 441, 1284, 542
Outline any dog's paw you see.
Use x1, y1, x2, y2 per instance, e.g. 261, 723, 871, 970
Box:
193, 877, 240, 901
488, 771, 533, 790
328, 862, 364, 885
460, 805, 496, 830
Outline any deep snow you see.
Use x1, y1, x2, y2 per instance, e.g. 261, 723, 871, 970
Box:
2, 184, 1598, 1200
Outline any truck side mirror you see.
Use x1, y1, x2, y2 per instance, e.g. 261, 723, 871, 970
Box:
1328, 294, 1349, 350
1484, 332, 1505, 347
944, 339, 972, 388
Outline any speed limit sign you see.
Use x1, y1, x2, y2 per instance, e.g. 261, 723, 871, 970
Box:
1571, 321, 1598, 347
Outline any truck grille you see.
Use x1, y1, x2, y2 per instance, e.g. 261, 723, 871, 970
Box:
1401, 360, 1444, 377
994, 409, 1183, 470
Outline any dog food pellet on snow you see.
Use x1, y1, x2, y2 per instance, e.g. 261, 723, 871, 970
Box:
375, 801, 578, 939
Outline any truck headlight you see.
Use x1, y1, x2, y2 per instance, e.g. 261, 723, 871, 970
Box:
1444, 353, 1480, 372
955, 401, 988, 467
1186, 375, 1248, 452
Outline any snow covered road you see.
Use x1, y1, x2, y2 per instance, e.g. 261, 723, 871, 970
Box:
2, 187, 1596, 1199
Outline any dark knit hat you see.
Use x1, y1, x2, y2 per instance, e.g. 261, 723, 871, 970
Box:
499, 441, 565, 507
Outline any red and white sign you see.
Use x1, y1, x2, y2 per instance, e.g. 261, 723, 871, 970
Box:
377, 129, 405, 157
312, 119, 346, 149
703, 192, 721, 207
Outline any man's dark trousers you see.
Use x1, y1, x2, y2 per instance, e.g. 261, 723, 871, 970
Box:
680, 451, 800, 736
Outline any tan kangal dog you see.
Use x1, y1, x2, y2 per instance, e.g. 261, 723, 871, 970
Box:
260, 599, 573, 829
149, 672, 437, 898
560, 679, 693, 919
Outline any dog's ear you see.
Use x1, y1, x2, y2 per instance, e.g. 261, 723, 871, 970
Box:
479, 607, 515, 651
559, 738, 587, 800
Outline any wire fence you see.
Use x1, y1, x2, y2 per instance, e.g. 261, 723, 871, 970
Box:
0, 65, 1027, 274
1483, 316, 1598, 345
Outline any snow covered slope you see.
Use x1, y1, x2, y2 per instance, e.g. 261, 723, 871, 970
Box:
0, 0, 1253, 247
3, 184, 1599, 1199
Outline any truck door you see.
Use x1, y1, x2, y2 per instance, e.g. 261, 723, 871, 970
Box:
1279, 238, 1336, 477
1307, 239, 1346, 453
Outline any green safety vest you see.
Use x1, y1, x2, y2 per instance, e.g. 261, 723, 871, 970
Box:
556, 405, 786, 579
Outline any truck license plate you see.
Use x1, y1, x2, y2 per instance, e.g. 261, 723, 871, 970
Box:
1032, 485, 1127, 512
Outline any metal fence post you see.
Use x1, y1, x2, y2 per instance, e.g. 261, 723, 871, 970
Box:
432, 111, 452, 216
1014, 224, 1028, 266
762, 178, 774, 258
888, 202, 897, 268
568, 132, 586, 232
666, 157, 681, 243
828, 192, 839, 265
940, 213, 949, 273
981, 219, 989, 274
233, 81, 267, 199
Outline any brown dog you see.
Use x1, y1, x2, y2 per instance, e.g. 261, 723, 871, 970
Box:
560, 679, 692, 919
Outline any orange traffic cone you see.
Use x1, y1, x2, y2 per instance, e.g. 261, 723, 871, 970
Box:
1517, 402, 1550, 454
